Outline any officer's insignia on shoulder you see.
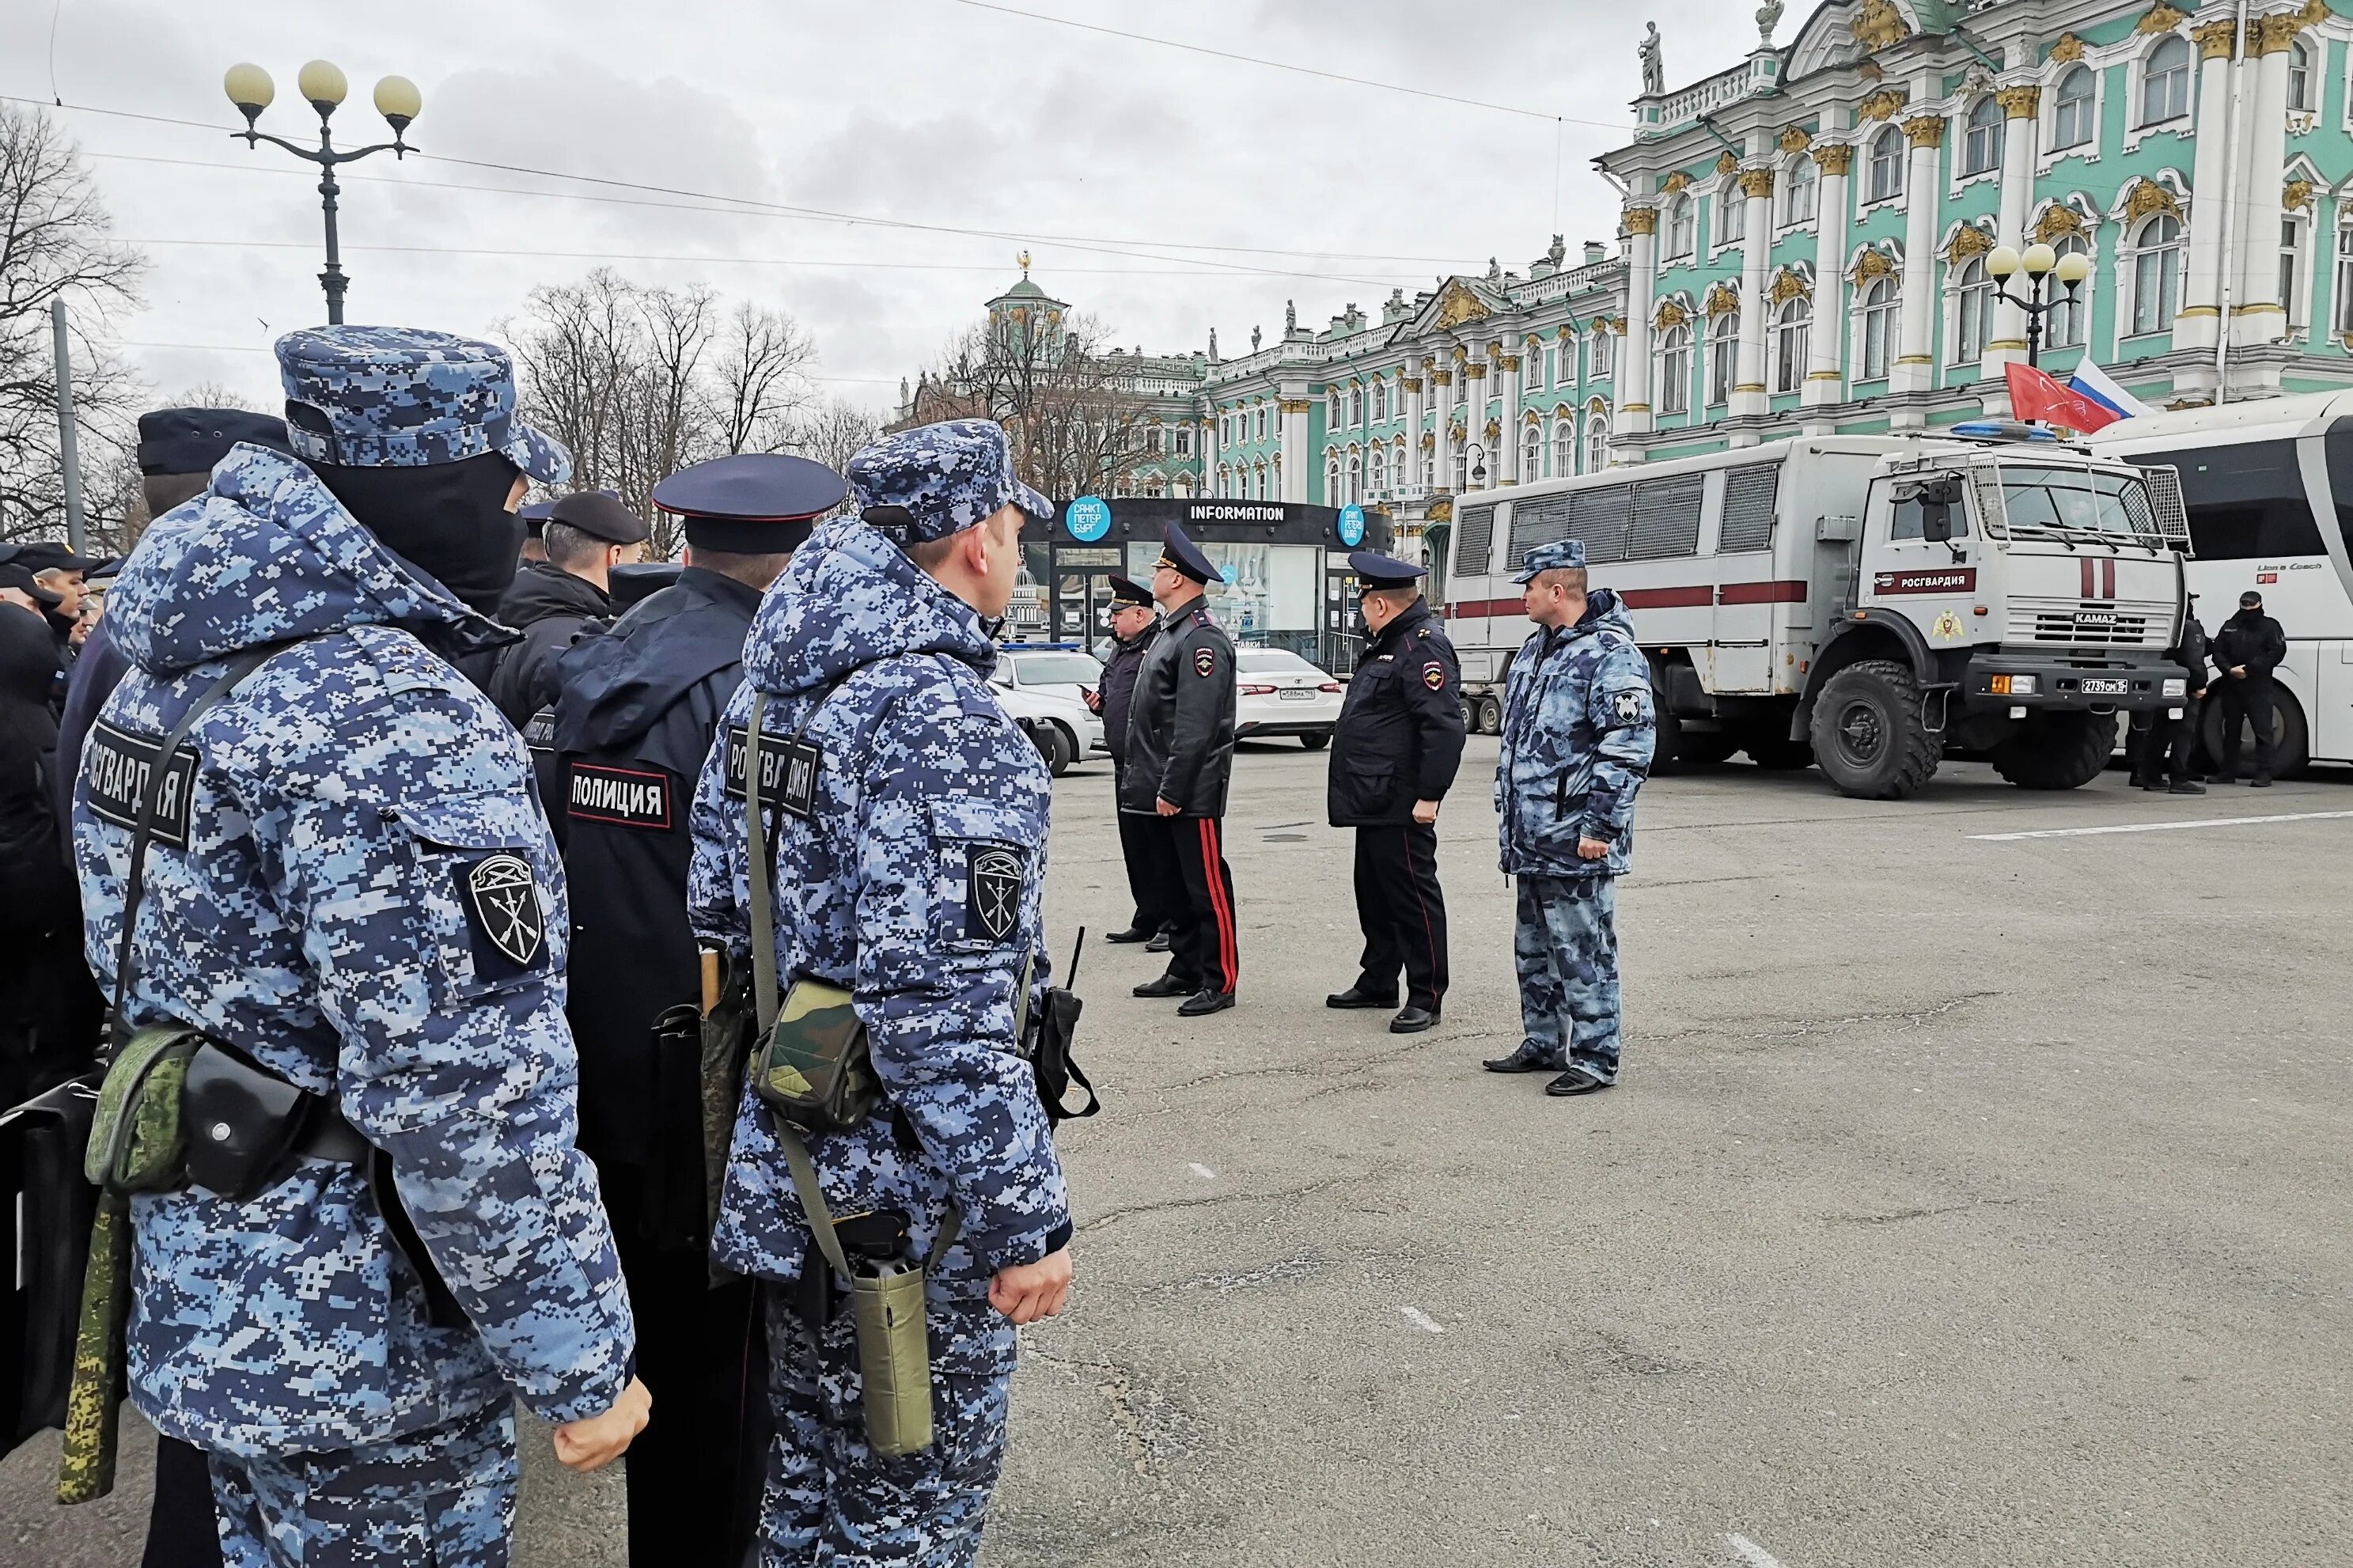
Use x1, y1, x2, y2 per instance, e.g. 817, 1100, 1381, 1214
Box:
460, 852, 547, 970
1422, 661, 1447, 691
1610, 690, 1643, 725
1194, 647, 1215, 677
968, 846, 1025, 943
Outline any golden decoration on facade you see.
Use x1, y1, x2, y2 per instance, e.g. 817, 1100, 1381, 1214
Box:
2048, 33, 2086, 63
2124, 179, 2182, 223
1662, 170, 1692, 195
1703, 282, 1741, 318
1462, 362, 1487, 379
1654, 299, 1692, 330
2135, 2, 2190, 35
1851, 0, 1912, 50
1946, 225, 1994, 263
1277, 397, 1313, 413
2253, 13, 2305, 54
1590, 316, 1613, 334
1426, 497, 1450, 522
2300, 0, 2332, 26
1779, 125, 1813, 154
1813, 143, 1856, 176
1767, 268, 1811, 305
1499, 354, 1522, 371
1738, 167, 1778, 199
2033, 204, 2086, 243
1851, 248, 1896, 282
1904, 114, 1946, 149
1858, 89, 1907, 123
1623, 206, 1661, 236
1400, 377, 1422, 393
1483, 419, 1501, 439
1715, 151, 1741, 176
1431, 282, 1491, 331
2193, 17, 2238, 59
1610, 316, 1627, 335
2284, 178, 2316, 213
1998, 85, 2042, 119
1857, 59, 1884, 84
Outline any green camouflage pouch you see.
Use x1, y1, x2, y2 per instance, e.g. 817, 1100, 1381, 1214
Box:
750, 980, 880, 1135
83, 1023, 206, 1195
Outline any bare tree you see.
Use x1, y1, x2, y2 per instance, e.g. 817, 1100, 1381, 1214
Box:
916, 309, 1154, 502
781, 396, 881, 516
0, 104, 147, 546
713, 300, 817, 457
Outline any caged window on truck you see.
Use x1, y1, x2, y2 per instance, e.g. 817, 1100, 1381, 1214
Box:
1996, 466, 2158, 540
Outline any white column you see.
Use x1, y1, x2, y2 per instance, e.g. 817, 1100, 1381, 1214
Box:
1987, 85, 2042, 374
1432, 366, 1455, 490
1501, 354, 1524, 483
1805, 143, 1852, 412
1280, 396, 1308, 502
1405, 366, 1427, 488
2234, 13, 2296, 347
1893, 113, 1945, 398
1617, 206, 1659, 437
2178, 16, 2239, 353
1463, 363, 1488, 487
1733, 167, 1774, 421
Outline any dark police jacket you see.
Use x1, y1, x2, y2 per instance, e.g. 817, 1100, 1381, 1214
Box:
548, 566, 760, 1231
2210, 609, 2285, 681
1328, 597, 1465, 826
1097, 626, 1154, 768
1117, 596, 1236, 818
489, 562, 613, 727
2168, 613, 2211, 693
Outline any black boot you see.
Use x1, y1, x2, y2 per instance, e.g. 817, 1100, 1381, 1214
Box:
1325, 986, 1399, 1009
1132, 971, 1192, 998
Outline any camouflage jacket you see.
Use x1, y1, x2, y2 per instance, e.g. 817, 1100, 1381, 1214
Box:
688, 517, 1070, 1295
1495, 589, 1656, 879
74, 443, 634, 1456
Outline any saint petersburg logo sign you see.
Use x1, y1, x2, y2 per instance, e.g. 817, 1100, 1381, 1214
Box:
1065, 495, 1112, 543
1337, 503, 1366, 547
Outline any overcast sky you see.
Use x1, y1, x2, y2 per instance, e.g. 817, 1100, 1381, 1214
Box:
6, 0, 1760, 416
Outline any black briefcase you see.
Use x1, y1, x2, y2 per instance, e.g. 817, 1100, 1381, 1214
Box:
0, 1077, 99, 1456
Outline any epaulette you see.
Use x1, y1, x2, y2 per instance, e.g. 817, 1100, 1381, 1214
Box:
1191, 606, 1214, 627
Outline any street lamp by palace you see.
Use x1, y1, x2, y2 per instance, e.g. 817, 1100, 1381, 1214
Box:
223, 61, 422, 325
1985, 242, 2093, 369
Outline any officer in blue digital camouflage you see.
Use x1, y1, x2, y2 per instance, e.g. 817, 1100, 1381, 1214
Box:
74, 326, 648, 1565
1483, 538, 1656, 1097
687, 418, 1074, 1565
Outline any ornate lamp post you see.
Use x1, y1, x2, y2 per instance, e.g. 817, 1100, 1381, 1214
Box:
1986, 242, 2093, 369
222, 61, 422, 325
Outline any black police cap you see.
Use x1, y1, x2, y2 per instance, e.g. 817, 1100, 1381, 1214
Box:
653, 454, 849, 555
1347, 551, 1427, 592
0, 562, 63, 607
518, 499, 558, 537
1106, 574, 1154, 608
549, 490, 651, 546
1155, 521, 1220, 585
611, 561, 683, 610
7, 541, 91, 577
137, 408, 294, 477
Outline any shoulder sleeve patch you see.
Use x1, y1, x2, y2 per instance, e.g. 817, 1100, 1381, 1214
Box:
1611, 689, 1643, 725
1194, 646, 1216, 677
1422, 661, 1448, 691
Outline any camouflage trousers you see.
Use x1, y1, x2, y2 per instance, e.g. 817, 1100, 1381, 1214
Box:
210, 1399, 517, 1567
1512, 874, 1622, 1082
758, 1282, 1017, 1566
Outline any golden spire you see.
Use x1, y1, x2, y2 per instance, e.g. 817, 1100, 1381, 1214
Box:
1018, 250, 1031, 277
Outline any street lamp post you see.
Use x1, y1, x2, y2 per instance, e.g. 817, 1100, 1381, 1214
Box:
223, 61, 422, 325
1986, 242, 2093, 369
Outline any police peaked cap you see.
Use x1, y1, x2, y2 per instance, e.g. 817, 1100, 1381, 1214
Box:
548, 489, 651, 546
1156, 521, 1220, 585
653, 453, 848, 553
1348, 551, 1426, 592
137, 407, 294, 477
518, 499, 557, 537
7, 541, 93, 576
1106, 574, 1154, 608
0, 562, 62, 606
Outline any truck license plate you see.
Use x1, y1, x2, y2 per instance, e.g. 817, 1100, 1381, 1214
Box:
2079, 677, 2129, 695
1279, 687, 1315, 701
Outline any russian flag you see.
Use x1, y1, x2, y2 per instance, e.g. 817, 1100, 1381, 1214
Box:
2067, 361, 2157, 422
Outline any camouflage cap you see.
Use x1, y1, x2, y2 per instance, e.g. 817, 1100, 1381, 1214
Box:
846, 419, 1051, 544
275, 326, 570, 483
1512, 537, 1586, 583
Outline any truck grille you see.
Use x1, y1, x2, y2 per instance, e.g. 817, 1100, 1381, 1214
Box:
2005, 597, 2169, 647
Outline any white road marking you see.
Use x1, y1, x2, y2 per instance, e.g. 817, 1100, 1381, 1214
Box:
1725, 1534, 1787, 1568
1188, 1163, 1216, 1180
1969, 809, 2353, 842
1398, 1305, 1446, 1335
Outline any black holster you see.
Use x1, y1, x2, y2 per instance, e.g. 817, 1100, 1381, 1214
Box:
1025, 988, 1097, 1126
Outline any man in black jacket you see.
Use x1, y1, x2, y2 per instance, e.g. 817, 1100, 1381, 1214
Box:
2211, 589, 2288, 786
1324, 553, 1465, 1032
548, 452, 847, 1566
1120, 524, 1241, 1017
2134, 593, 2209, 795
1086, 574, 1167, 945
487, 489, 648, 725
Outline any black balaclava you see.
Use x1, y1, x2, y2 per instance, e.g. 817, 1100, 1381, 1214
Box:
311, 452, 525, 615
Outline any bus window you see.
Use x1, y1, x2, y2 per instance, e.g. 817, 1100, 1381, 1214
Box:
2322, 419, 2353, 561
2128, 439, 2325, 559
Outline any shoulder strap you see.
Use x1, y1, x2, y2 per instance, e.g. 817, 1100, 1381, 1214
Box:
104, 646, 278, 1065
745, 678, 852, 1036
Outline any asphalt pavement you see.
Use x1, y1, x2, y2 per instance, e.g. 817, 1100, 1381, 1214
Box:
8, 740, 2348, 1566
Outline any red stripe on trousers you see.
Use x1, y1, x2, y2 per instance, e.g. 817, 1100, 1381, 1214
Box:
1198, 817, 1237, 992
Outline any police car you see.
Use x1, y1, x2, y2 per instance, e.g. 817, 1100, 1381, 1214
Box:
988, 644, 1108, 775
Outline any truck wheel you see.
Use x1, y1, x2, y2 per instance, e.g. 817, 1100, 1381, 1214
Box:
2200, 685, 2309, 779
1989, 710, 2116, 790
1809, 659, 1940, 800
1476, 695, 1504, 735
1460, 695, 1478, 731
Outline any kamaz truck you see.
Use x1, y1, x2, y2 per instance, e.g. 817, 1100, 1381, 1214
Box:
1441, 425, 2191, 800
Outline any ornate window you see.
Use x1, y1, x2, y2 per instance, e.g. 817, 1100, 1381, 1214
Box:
1395, 438, 1408, 490
2053, 66, 2096, 150
1586, 417, 1608, 475
2141, 36, 2190, 127
1544, 344, 1559, 387
1954, 256, 1995, 363
1592, 329, 1613, 378
1174, 426, 1192, 457
1146, 425, 1164, 454
1328, 391, 1343, 426
1453, 449, 1469, 490
1707, 311, 1738, 405
1784, 157, 1818, 225
2335, 219, 2353, 337
1326, 456, 1340, 502
1370, 379, 1387, 421
2048, 234, 2092, 348
1867, 126, 1905, 203
1350, 387, 1366, 426
1718, 190, 1745, 244
2128, 214, 2184, 335
1347, 453, 1362, 503
1369, 445, 1386, 494
2281, 214, 2308, 327
1523, 351, 1542, 391
1659, 324, 1693, 415
1774, 297, 1811, 394
1963, 97, 2003, 177
1665, 195, 1696, 259
1553, 419, 1575, 478
1514, 422, 1535, 479
1859, 275, 1899, 381
2290, 40, 2314, 112
1419, 442, 1434, 487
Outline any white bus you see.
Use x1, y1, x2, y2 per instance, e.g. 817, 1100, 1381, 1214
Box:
2086, 391, 2353, 775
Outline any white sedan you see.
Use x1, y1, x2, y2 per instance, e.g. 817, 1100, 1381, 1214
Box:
988, 646, 1107, 775
1234, 647, 1342, 749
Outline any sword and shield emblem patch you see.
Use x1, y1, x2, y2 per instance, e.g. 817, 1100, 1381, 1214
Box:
966, 846, 1026, 944
458, 851, 548, 975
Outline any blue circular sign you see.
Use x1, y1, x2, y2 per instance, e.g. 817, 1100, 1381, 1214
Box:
1065, 495, 1112, 542
1337, 503, 1366, 547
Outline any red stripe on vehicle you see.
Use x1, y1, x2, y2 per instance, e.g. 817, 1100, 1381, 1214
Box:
1716, 579, 1809, 604
2080, 557, 2096, 598
2103, 558, 2116, 599
1616, 585, 1715, 608
1443, 597, 1524, 619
